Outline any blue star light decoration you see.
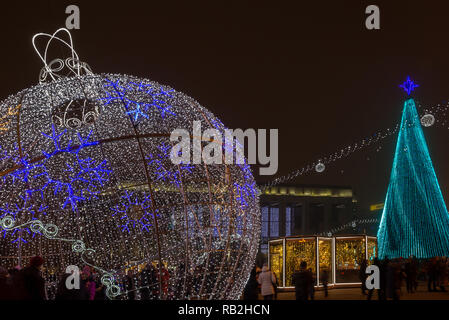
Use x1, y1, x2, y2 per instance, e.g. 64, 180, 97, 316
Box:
0, 125, 111, 244
400, 76, 419, 95
146, 143, 194, 187
110, 191, 160, 233
101, 79, 176, 123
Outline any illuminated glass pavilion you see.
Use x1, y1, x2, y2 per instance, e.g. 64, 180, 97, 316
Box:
378, 81, 449, 259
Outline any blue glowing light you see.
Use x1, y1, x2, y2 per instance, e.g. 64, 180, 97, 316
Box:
110, 191, 160, 233
399, 76, 419, 95
0, 125, 111, 243
126, 103, 149, 122
146, 143, 194, 187
101, 79, 176, 123
377, 98, 449, 259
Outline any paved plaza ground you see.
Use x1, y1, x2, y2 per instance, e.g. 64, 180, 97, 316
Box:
270, 281, 449, 300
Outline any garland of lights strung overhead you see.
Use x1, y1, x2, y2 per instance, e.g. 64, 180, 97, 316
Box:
262, 99, 445, 189
0, 28, 261, 300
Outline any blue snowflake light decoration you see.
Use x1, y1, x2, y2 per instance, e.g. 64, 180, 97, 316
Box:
101, 79, 176, 123
146, 143, 194, 187
0, 125, 111, 244
2, 125, 111, 213
111, 191, 160, 233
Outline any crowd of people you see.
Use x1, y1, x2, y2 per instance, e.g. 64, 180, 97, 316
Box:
2, 255, 449, 300
243, 261, 318, 301
0, 256, 173, 300
360, 256, 449, 300
0, 256, 109, 300
243, 256, 449, 300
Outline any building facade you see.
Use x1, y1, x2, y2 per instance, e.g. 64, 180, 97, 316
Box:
259, 184, 357, 253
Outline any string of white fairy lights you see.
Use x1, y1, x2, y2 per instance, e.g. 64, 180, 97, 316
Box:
318, 218, 380, 237
262, 100, 447, 189
262, 123, 401, 188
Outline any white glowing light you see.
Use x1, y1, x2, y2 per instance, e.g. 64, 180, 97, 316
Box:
315, 161, 325, 173
420, 114, 435, 127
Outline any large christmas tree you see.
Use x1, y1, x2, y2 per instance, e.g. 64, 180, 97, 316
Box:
377, 78, 449, 259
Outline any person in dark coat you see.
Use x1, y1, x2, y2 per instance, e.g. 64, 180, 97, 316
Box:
392, 262, 405, 300
243, 267, 259, 300
405, 256, 417, 293
291, 261, 313, 300
321, 269, 329, 298
427, 258, 438, 292
20, 256, 46, 300
379, 258, 388, 300
308, 268, 315, 300
386, 259, 396, 299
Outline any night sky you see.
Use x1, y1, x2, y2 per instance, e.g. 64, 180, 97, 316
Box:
1, 0, 449, 216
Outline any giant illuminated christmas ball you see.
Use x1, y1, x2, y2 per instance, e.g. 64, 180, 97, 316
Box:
0, 29, 260, 299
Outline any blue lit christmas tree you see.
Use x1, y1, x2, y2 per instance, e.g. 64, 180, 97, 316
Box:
377, 77, 449, 259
